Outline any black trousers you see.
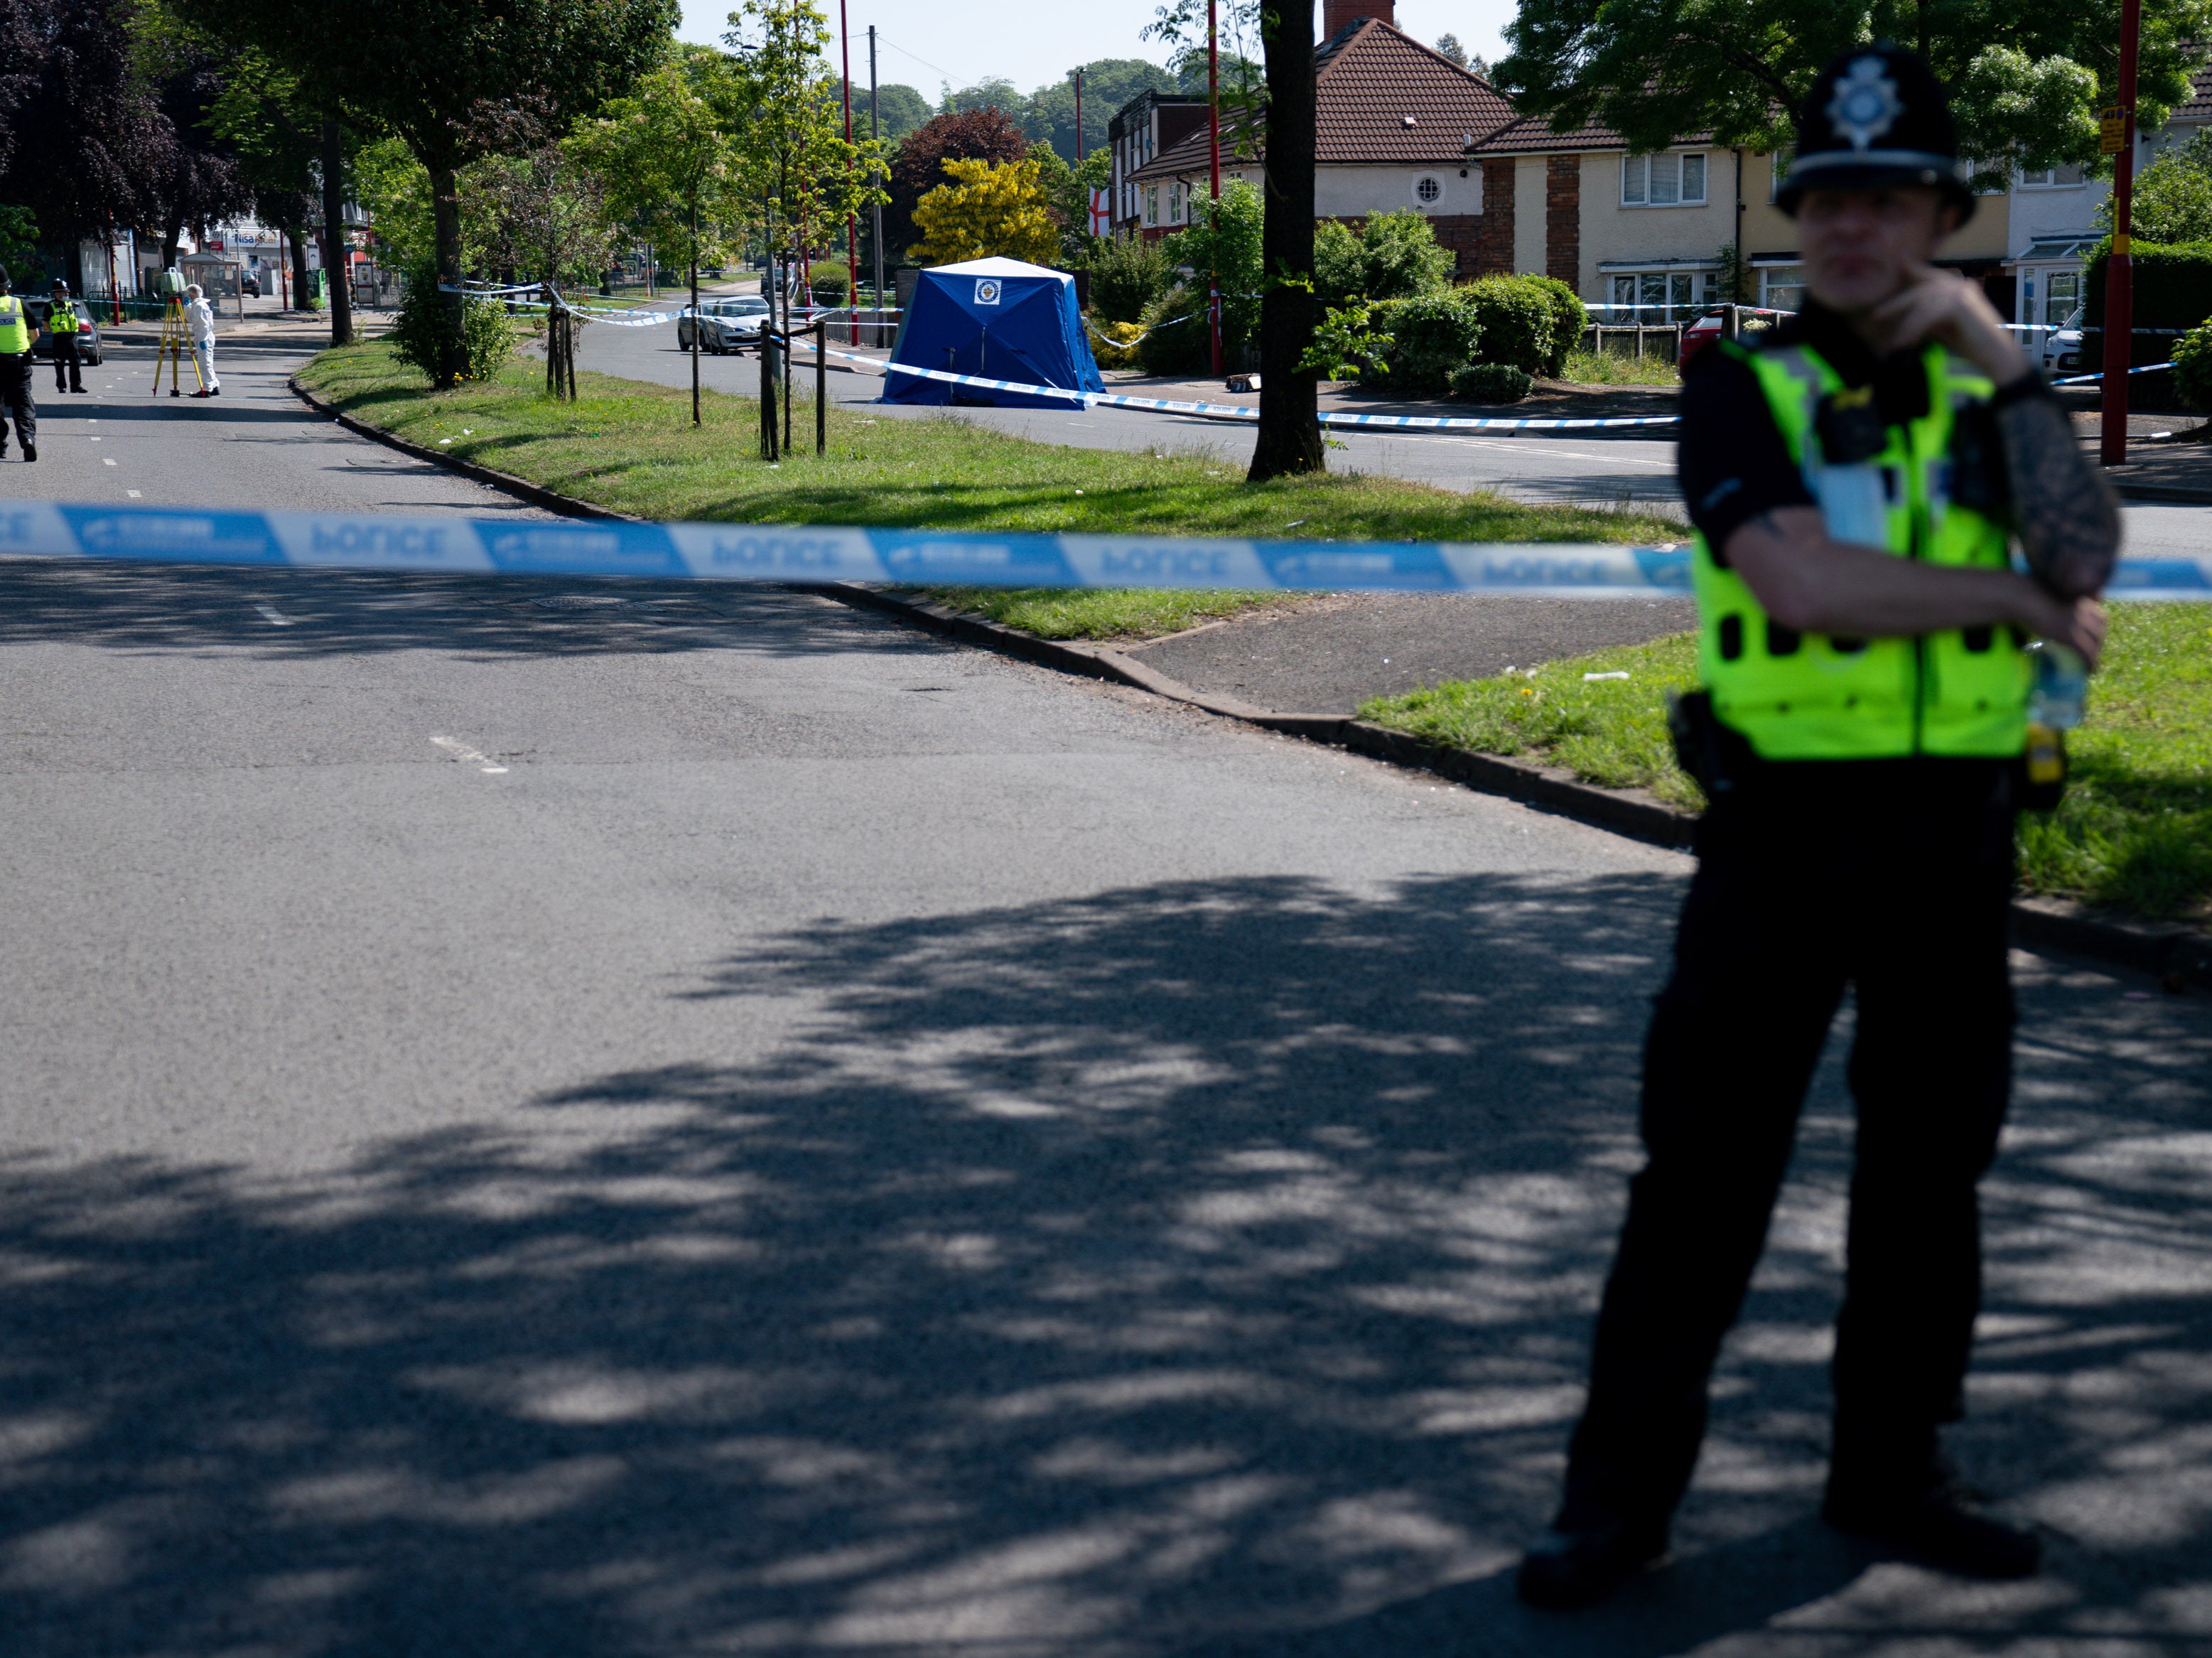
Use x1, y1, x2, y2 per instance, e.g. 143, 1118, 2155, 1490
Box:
0, 351, 31, 450
52, 333, 81, 392
1558, 758, 2017, 1530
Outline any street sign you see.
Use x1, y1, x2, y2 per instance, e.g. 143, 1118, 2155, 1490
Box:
2101, 107, 2128, 154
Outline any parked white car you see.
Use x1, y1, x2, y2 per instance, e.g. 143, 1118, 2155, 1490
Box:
2041, 308, 2084, 373
676, 295, 772, 353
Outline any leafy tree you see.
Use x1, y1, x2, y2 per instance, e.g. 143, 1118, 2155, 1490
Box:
1312, 210, 1452, 303
1086, 231, 1173, 321
910, 156, 1058, 264
0, 0, 173, 292
1027, 141, 1110, 262
130, 14, 254, 270
852, 82, 932, 142
887, 107, 1029, 262
1161, 176, 1265, 360
2102, 130, 2212, 244
204, 48, 324, 306
1492, 0, 2210, 181
1024, 59, 1177, 161
0, 202, 37, 286
940, 77, 1027, 127
176, 0, 677, 384
1433, 32, 1469, 68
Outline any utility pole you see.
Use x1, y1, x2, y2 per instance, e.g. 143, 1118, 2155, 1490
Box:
2100, 0, 2142, 467
870, 26, 885, 344
1208, 0, 1223, 376
1075, 69, 1083, 161
841, 0, 858, 346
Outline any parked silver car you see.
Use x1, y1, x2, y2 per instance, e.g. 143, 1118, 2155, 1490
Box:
2041, 307, 2083, 372
675, 295, 772, 353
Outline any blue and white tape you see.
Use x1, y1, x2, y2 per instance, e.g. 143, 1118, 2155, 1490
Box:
4, 502, 2206, 598
2051, 360, 2176, 386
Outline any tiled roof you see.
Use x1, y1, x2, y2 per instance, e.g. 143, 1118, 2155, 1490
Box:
1127, 17, 1517, 180
1471, 113, 1714, 154
2165, 58, 2212, 122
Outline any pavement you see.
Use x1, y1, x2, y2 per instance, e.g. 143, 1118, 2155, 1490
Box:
4, 332, 2209, 1658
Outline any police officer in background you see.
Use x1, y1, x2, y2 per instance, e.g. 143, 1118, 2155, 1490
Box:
48, 279, 85, 393
0, 269, 36, 461
1518, 45, 2118, 1608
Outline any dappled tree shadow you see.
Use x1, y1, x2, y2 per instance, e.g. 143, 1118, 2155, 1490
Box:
1, 873, 2206, 1657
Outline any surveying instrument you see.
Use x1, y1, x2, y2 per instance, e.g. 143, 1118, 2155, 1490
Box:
151, 266, 203, 397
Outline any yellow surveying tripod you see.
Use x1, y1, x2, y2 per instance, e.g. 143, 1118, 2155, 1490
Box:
151, 269, 203, 398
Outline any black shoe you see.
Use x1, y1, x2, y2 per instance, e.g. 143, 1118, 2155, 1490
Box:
1824, 1480, 2040, 1578
21, 443, 33, 462
1516, 1519, 1669, 1608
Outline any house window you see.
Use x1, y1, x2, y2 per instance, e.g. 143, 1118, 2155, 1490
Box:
1769, 149, 1791, 203
1167, 181, 1182, 224
2019, 163, 2086, 188
1607, 269, 1714, 322
1144, 185, 1158, 227
1414, 173, 1443, 205
1758, 264, 1805, 312
2043, 270, 2082, 327
1622, 152, 1707, 206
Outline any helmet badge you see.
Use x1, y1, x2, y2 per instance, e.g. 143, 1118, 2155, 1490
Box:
1826, 55, 1903, 153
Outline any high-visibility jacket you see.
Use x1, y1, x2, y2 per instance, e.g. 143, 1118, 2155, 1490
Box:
0, 295, 28, 353
1691, 338, 2029, 760
47, 302, 80, 335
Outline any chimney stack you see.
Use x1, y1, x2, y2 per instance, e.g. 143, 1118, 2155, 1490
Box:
1321, 0, 1393, 39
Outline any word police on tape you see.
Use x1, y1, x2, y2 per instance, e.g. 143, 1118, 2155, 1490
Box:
5, 503, 2208, 598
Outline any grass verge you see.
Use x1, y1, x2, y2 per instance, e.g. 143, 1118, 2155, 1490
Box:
1362, 606, 2212, 922
1557, 348, 1682, 387
298, 338, 1683, 640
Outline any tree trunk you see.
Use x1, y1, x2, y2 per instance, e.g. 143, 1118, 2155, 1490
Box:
288, 225, 313, 308
163, 220, 185, 271
1250, 0, 1324, 482
321, 119, 356, 348
429, 163, 465, 388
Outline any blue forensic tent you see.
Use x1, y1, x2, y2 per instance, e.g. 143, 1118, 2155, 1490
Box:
885, 257, 1103, 409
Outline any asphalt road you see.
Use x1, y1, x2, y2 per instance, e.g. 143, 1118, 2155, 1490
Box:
1, 330, 2208, 1657
568, 316, 1686, 517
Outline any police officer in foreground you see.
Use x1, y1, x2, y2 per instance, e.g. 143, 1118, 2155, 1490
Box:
48, 279, 85, 393
1518, 45, 2118, 1608
0, 269, 36, 461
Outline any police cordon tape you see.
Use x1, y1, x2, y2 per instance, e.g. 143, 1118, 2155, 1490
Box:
843, 350, 1684, 432
2051, 360, 2176, 386
6, 502, 2208, 599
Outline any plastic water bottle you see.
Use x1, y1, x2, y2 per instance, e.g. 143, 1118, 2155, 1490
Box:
2027, 640, 2088, 731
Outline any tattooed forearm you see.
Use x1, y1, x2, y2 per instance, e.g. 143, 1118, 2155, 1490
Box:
1999, 393, 2120, 597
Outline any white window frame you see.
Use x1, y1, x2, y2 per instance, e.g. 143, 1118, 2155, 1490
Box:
1413, 173, 1445, 207
1756, 264, 1805, 313
1167, 181, 1183, 224
1768, 149, 1791, 203
1622, 151, 1708, 207
2018, 162, 2087, 189
1144, 185, 1158, 227
1604, 267, 1717, 323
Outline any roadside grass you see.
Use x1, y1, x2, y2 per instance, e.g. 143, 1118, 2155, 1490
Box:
300, 339, 1683, 638
917, 586, 1305, 640
1362, 605, 2212, 922
1557, 348, 1682, 387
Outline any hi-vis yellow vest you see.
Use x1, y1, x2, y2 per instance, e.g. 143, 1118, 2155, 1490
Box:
0, 296, 27, 353
1692, 338, 2029, 760
47, 301, 79, 334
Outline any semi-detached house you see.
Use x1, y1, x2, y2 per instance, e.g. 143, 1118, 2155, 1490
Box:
1117, 0, 2026, 324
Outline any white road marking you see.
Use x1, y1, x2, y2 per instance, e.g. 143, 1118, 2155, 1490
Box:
254, 604, 292, 628
102, 458, 117, 466
430, 735, 509, 774
126, 490, 141, 497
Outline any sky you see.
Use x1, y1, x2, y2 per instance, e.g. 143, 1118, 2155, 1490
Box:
680, 0, 1519, 99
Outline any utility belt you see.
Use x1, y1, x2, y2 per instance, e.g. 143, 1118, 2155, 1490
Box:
1668, 689, 2064, 812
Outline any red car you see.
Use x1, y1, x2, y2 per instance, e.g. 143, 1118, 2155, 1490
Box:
1678, 307, 1792, 370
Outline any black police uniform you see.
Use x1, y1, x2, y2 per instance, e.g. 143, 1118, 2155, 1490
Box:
0, 291, 33, 460
1521, 45, 2051, 1605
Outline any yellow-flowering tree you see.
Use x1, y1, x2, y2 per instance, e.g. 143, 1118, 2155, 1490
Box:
908, 158, 1059, 267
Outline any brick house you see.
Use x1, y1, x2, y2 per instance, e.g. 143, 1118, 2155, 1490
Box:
1121, 0, 1517, 277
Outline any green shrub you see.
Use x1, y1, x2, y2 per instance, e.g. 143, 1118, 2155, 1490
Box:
1135, 283, 1209, 376
1314, 219, 1367, 304
1089, 318, 1144, 370
808, 259, 851, 302
1359, 209, 1455, 299
1451, 362, 1533, 402
1088, 232, 1175, 323
1520, 272, 1590, 376
1370, 290, 1482, 392
388, 261, 514, 388
1462, 274, 1557, 374
2174, 318, 2212, 410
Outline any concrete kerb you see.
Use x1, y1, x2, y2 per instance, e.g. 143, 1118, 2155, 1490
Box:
283, 370, 2210, 994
